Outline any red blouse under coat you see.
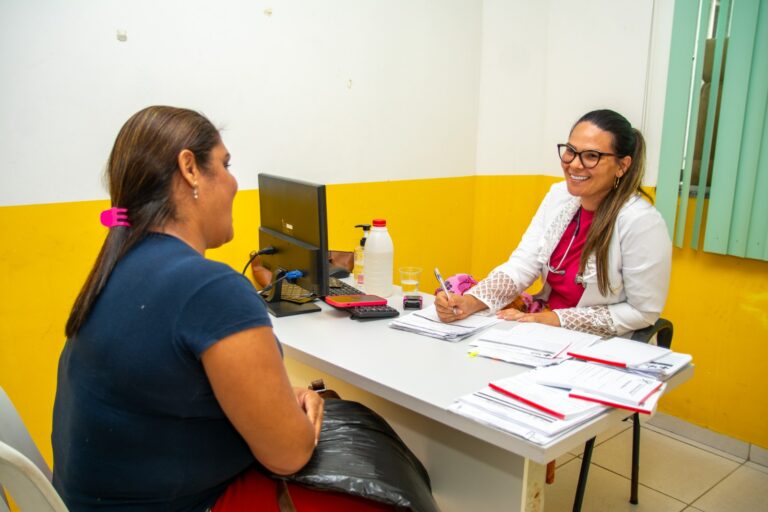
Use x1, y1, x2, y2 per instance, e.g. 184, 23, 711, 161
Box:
546, 207, 594, 310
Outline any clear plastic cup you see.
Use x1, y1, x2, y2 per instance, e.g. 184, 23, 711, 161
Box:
399, 266, 422, 294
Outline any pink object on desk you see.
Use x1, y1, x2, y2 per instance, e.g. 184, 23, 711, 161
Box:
434, 273, 477, 296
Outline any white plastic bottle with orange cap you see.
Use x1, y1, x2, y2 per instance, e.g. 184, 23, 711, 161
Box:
364, 218, 394, 297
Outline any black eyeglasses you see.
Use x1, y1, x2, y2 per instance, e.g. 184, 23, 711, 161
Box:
557, 144, 618, 169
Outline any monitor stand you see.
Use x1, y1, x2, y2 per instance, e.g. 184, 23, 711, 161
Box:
266, 300, 321, 318
263, 269, 321, 318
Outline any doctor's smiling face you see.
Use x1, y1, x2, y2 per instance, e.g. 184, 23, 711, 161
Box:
560, 121, 632, 211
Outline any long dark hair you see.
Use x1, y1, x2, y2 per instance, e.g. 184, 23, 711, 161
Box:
575, 109, 651, 296
65, 106, 221, 338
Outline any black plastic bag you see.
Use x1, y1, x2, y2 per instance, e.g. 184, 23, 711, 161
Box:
275, 399, 440, 512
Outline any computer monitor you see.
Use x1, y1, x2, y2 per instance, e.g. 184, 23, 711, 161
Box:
257, 173, 330, 317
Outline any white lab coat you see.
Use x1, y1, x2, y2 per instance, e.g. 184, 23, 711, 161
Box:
491, 181, 672, 335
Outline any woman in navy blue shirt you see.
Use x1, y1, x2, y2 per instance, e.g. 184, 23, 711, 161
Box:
53, 106, 324, 511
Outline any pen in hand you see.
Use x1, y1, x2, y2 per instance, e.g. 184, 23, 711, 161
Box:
434, 267, 459, 316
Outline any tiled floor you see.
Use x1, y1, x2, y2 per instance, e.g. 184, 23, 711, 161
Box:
544, 420, 768, 512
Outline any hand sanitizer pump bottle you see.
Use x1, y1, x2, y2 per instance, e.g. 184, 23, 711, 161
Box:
364, 219, 394, 297
353, 224, 370, 286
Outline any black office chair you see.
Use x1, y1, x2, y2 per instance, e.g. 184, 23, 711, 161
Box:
572, 318, 673, 512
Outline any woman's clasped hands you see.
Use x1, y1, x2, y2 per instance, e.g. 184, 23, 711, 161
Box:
495, 308, 561, 327
435, 291, 561, 327
294, 387, 324, 445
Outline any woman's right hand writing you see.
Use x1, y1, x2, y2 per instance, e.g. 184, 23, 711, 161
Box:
434, 292, 486, 322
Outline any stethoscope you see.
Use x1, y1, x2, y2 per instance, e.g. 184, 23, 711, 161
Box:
547, 207, 582, 275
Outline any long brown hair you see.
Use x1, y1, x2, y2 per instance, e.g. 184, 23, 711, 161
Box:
576, 109, 651, 296
65, 106, 221, 338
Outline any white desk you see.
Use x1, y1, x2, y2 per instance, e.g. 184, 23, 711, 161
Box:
272, 292, 693, 512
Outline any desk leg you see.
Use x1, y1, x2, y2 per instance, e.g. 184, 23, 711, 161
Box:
630, 413, 640, 504
523, 458, 546, 512
573, 437, 596, 512
285, 358, 545, 512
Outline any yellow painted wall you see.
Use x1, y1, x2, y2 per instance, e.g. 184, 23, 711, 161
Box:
0, 177, 474, 466
1, 175, 766, 472
660, 201, 768, 445
322, 177, 476, 279
469, 175, 561, 279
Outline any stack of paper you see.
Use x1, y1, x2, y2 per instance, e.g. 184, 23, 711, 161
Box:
567, 337, 692, 380
448, 373, 607, 445
531, 360, 666, 414
447, 333, 694, 441
628, 352, 693, 379
389, 305, 500, 342
468, 323, 601, 367
567, 337, 670, 367
488, 373, 606, 420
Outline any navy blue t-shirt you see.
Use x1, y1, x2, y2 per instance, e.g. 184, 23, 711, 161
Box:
52, 234, 274, 511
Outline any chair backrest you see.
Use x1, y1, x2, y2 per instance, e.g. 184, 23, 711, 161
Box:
0, 386, 51, 481
631, 318, 674, 349
0, 385, 60, 510
0, 441, 67, 511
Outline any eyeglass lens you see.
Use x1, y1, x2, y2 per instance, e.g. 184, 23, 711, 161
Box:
558, 145, 602, 169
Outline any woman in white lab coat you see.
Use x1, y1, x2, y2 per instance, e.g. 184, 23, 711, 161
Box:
435, 109, 671, 337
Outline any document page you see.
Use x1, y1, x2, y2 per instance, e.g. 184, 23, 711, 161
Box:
489, 373, 606, 420
411, 305, 498, 329
628, 352, 693, 379
449, 386, 606, 444
480, 326, 577, 356
567, 337, 671, 367
500, 323, 601, 353
389, 305, 500, 341
570, 383, 667, 414
469, 324, 601, 366
532, 360, 664, 405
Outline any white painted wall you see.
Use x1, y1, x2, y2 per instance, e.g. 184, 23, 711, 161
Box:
0, 0, 674, 207
0, 0, 482, 206
475, 0, 657, 179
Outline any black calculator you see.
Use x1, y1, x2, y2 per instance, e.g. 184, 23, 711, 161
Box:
348, 305, 400, 320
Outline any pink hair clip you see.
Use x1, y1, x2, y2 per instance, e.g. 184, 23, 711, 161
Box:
100, 207, 131, 228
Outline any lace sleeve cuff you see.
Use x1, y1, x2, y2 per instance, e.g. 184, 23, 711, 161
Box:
554, 305, 618, 337
466, 271, 520, 314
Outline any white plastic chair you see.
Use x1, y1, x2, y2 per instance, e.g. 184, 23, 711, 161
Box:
0, 385, 67, 511
0, 441, 67, 511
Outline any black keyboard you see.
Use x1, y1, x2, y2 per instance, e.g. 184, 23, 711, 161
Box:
326, 278, 366, 296
271, 278, 362, 301
348, 305, 400, 320
278, 282, 315, 302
